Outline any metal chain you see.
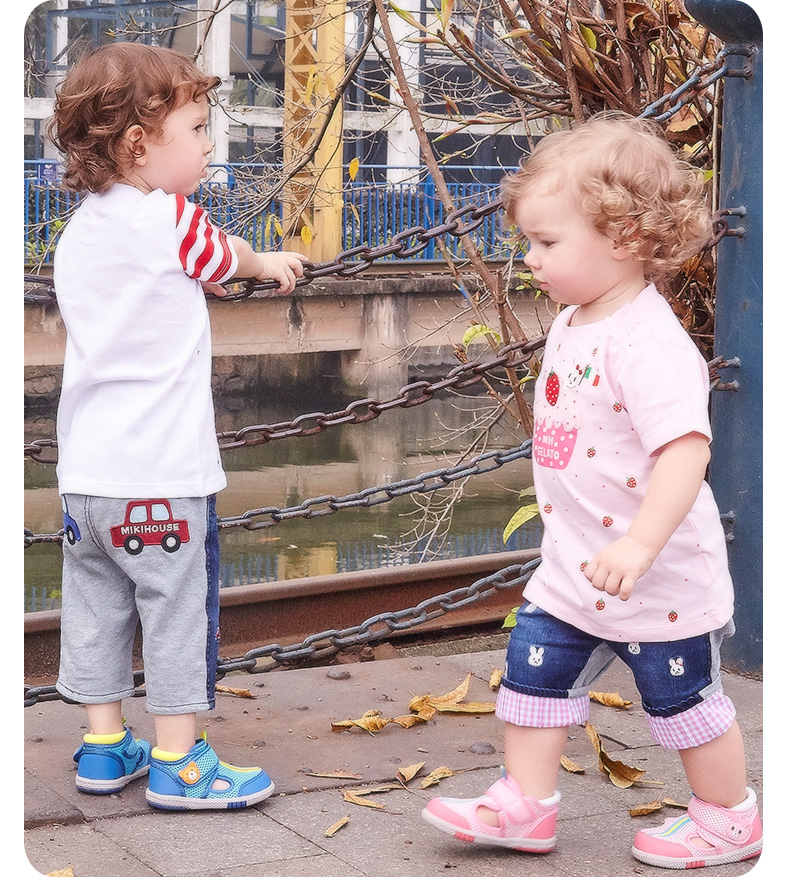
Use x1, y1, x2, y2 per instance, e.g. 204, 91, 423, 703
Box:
23, 44, 748, 307
24, 557, 541, 706
640, 46, 754, 122
24, 335, 544, 465
24, 441, 534, 546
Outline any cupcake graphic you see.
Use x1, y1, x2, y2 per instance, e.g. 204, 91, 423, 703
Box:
534, 358, 598, 470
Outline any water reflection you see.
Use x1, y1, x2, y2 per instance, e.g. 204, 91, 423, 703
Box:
24, 383, 540, 611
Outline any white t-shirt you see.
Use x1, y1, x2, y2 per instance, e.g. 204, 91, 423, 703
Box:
526, 284, 734, 642
54, 184, 239, 498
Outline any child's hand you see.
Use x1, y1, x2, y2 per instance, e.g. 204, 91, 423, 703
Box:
584, 535, 656, 601
202, 281, 229, 298
250, 251, 308, 294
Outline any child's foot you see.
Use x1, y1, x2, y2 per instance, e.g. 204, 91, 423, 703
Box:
632, 787, 762, 869
145, 738, 274, 810
73, 728, 151, 794
421, 772, 561, 852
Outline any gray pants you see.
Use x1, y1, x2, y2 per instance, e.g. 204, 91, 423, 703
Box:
57, 494, 220, 714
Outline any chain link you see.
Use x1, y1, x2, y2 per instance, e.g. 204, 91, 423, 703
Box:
24, 557, 540, 706
25, 441, 534, 546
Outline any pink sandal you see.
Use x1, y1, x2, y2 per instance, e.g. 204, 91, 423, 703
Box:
421, 772, 561, 852
632, 787, 762, 869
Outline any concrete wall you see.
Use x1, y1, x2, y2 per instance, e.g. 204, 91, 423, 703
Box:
25, 274, 555, 407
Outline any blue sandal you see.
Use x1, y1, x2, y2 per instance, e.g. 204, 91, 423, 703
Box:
145, 738, 274, 810
73, 728, 151, 794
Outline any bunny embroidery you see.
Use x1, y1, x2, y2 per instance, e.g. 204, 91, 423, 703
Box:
628, 642, 641, 655
528, 645, 545, 667
669, 657, 685, 677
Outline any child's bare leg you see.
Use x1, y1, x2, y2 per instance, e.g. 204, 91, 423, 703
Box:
476, 723, 568, 826
679, 721, 747, 808
85, 701, 124, 735
153, 713, 197, 755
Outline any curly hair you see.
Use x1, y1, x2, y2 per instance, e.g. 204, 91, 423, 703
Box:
500, 113, 712, 276
47, 42, 221, 194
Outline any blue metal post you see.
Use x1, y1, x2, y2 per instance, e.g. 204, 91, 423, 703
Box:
687, 1, 763, 672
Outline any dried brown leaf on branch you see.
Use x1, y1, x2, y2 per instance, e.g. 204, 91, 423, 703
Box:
420, 0, 722, 357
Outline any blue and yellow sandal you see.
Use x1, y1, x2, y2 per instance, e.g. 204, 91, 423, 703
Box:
145, 737, 274, 810
73, 728, 151, 794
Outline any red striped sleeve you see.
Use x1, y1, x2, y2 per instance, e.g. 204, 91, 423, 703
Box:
174, 196, 237, 283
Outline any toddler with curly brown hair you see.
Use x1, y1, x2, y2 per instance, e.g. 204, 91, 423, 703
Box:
48, 41, 306, 811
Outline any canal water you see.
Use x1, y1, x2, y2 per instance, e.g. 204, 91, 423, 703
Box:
24, 382, 541, 613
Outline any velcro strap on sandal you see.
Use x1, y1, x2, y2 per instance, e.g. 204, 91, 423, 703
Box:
484, 777, 543, 832
688, 796, 754, 847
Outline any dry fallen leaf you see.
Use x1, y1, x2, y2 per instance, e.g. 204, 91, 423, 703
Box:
628, 798, 665, 817
560, 754, 586, 774
489, 669, 503, 690
46, 868, 75, 877
215, 685, 256, 699
584, 722, 647, 788
325, 816, 350, 837
390, 713, 429, 728
408, 674, 495, 716
629, 795, 688, 817
331, 709, 429, 734
589, 691, 633, 709
343, 789, 387, 809
420, 766, 455, 788
347, 784, 398, 796
397, 762, 425, 783
331, 710, 392, 733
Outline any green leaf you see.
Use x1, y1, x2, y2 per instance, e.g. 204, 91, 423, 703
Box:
503, 503, 540, 545
462, 324, 501, 348
390, 3, 426, 32
503, 607, 519, 629
438, 0, 454, 30
579, 24, 597, 51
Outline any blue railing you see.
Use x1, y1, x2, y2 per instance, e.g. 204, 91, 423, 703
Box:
24, 162, 511, 266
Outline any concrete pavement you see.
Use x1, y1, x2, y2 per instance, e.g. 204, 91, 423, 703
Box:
22, 641, 765, 880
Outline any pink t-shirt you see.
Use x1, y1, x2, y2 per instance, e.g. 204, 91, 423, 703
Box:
526, 284, 734, 642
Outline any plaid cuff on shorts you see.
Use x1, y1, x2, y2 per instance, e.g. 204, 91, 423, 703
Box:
495, 684, 590, 728
646, 688, 736, 749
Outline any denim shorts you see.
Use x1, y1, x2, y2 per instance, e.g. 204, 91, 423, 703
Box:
501, 602, 735, 720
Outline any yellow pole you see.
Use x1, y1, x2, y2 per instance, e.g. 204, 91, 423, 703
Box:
282, 0, 345, 262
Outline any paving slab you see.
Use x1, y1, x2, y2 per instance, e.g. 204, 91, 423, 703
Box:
22, 647, 765, 880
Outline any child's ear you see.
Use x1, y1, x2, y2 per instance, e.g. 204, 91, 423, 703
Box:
611, 241, 632, 260
123, 124, 147, 165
